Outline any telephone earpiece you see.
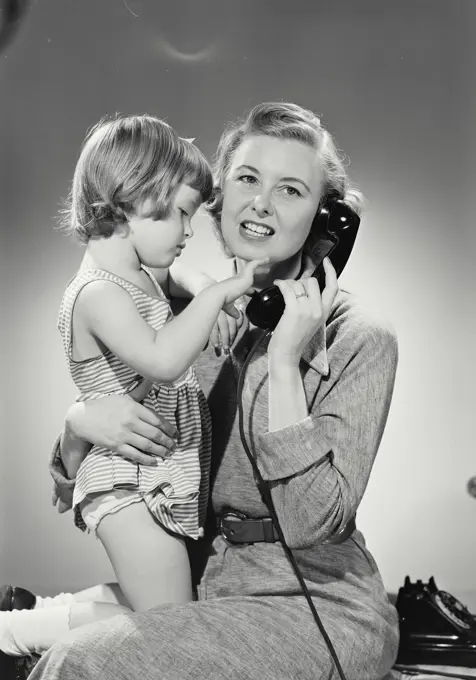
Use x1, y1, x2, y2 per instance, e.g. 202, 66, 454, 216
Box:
245, 198, 361, 331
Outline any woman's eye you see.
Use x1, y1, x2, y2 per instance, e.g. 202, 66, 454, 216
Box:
282, 186, 301, 197
180, 209, 189, 217
238, 175, 258, 185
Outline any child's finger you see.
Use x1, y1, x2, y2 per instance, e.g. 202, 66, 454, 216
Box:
223, 302, 240, 319
241, 258, 270, 281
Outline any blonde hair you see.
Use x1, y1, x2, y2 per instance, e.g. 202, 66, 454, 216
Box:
206, 102, 365, 254
61, 114, 213, 243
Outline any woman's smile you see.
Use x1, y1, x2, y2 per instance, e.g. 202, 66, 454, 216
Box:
239, 219, 275, 240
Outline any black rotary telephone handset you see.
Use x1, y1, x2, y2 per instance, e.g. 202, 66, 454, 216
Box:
245, 197, 361, 330
237, 197, 361, 680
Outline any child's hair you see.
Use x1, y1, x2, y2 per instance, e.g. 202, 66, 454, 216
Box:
61, 114, 213, 243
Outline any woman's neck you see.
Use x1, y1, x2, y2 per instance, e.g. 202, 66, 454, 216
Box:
235, 251, 304, 292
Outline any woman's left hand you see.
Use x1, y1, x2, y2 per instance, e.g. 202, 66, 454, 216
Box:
268, 258, 338, 366
209, 308, 245, 355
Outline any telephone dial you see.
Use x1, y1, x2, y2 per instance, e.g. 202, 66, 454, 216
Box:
396, 576, 476, 668
246, 197, 361, 330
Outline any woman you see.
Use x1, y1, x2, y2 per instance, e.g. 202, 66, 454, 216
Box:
31, 101, 399, 680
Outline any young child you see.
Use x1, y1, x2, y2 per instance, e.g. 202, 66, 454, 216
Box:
0, 114, 265, 665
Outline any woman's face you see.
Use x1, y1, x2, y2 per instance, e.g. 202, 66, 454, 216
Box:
220, 135, 323, 264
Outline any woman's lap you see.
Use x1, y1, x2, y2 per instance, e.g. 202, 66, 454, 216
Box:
30, 595, 398, 680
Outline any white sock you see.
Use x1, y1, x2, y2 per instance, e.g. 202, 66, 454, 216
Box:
34, 593, 76, 609
0, 606, 70, 656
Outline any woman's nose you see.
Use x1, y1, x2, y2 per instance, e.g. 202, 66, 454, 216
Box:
253, 193, 274, 217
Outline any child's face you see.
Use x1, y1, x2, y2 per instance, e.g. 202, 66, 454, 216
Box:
129, 184, 202, 268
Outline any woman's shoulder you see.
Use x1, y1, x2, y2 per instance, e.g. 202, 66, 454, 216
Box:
327, 288, 398, 351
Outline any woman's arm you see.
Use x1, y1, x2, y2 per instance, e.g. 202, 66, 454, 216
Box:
257, 266, 398, 549
260, 315, 398, 550
267, 267, 335, 432
268, 363, 308, 432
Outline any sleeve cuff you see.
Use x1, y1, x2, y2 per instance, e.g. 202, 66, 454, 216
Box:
256, 415, 332, 481
49, 435, 76, 513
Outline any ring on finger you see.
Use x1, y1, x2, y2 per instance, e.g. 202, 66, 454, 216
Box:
291, 280, 308, 298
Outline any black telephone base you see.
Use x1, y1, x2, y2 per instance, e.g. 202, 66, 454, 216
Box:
396, 576, 476, 669
396, 644, 476, 669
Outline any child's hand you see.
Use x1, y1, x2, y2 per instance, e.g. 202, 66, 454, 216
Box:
206, 259, 267, 355
216, 259, 269, 307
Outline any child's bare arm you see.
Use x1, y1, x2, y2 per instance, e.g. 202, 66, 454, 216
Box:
77, 260, 265, 384
167, 261, 216, 299
147, 262, 215, 300
149, 263, 244, 352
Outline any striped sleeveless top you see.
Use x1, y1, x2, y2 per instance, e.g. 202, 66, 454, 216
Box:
57, 268, 211, 539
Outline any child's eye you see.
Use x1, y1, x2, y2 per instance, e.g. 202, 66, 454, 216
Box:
180, 208, 189, 217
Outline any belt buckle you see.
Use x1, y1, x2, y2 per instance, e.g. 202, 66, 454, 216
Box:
219, 510, 249, 546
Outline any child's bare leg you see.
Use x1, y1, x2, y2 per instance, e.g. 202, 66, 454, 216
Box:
96, 501, 193, 612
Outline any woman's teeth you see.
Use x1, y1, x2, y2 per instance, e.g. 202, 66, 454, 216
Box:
241, 222, 274, 236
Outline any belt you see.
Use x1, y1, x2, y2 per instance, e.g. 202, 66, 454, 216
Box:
218, 510, 356, 546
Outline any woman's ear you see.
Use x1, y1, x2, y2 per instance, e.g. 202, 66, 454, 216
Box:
208, 184, 222, 205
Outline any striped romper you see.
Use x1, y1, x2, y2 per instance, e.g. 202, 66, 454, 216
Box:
57, 268, 212, 540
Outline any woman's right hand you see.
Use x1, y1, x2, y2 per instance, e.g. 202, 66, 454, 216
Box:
268, 258, 338, 366
66, 395, 178, 466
